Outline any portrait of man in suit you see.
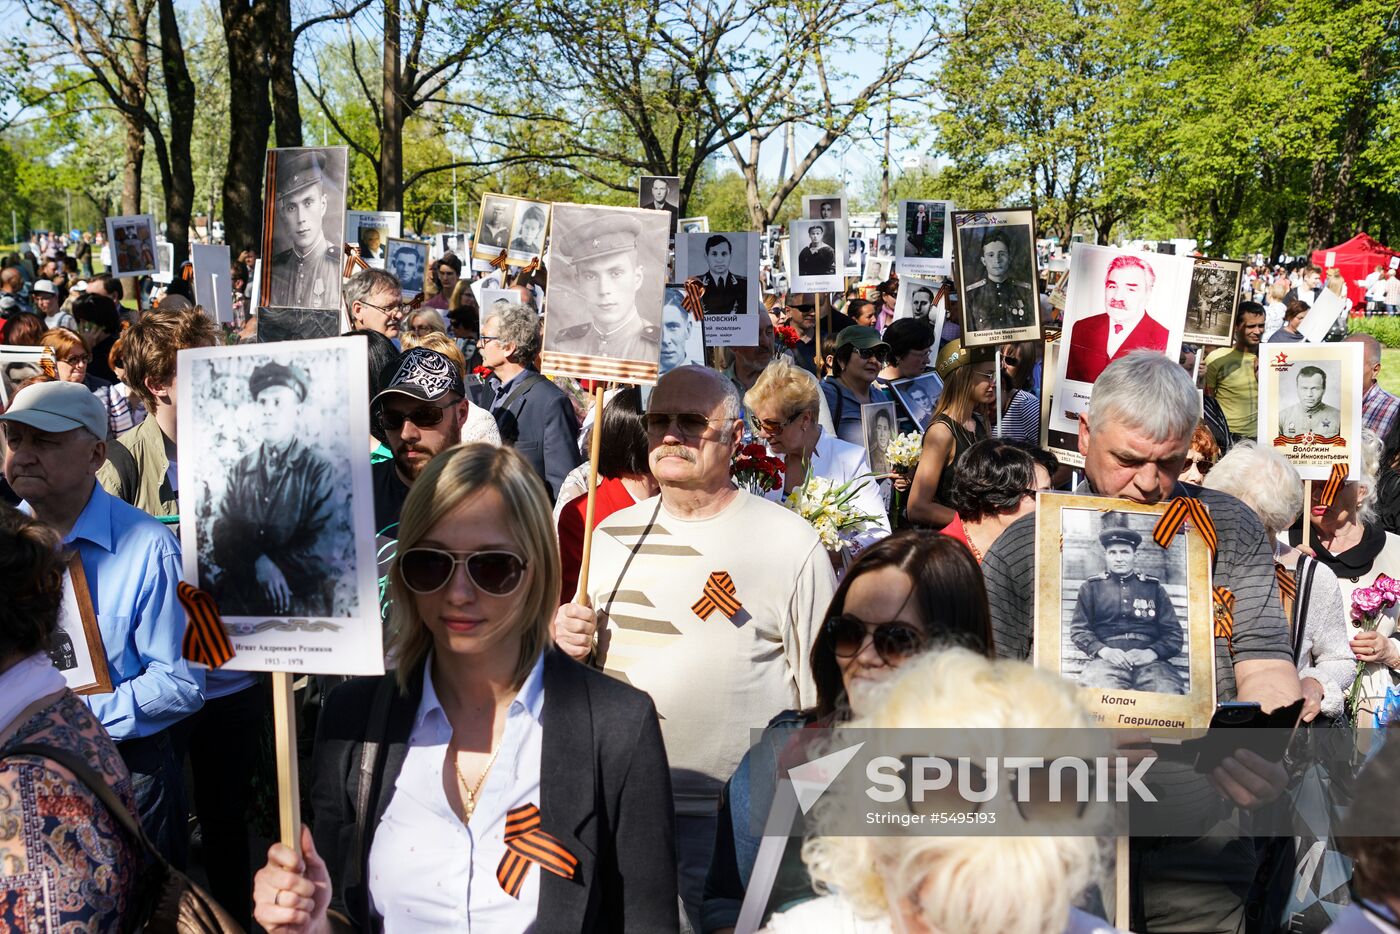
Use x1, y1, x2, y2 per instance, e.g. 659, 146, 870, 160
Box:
698, 234, 747, 315
639, 176, 680, 236
1065, 254, 1170, 384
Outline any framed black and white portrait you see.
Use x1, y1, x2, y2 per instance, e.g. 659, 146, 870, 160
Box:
788, 218, 845, 293
804, 195, 846, 221
1258, 341, 1363, 480
674, 231, 761, 347
893, 275, 947, 340
474, 194, 518, 256
346, 210, 401, 270
679, 216, 710, 234
638, 175, 681, 237
1183, 257, 1244, 347
105, 213, 159, 278
953, 208, 1043, 348
887, 372, 943, 431
861, 401, 897, 476
54, 556, 112, 695
896, 200, 955, 277
660, 284, 706, 375
0, 344, 53, 407
437, 231, 468, 260
1034, 495, 1215, 728
506, 201, 550, 264
386, 238, 429, 299
541, 203, 669, 384
258, 146, 348, 314
176, 337, 383, 675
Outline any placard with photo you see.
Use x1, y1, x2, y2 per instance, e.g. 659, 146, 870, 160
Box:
191, 243, 234, 324
953, 208, 1042, 348
346, 210, 401, 269
861, 401, 898, 477
893, 275, 947, 341
804, 195, 846, 221
661, 284, 706, 375
541, 203, 669, 384
53, 556, 112, 695
886, 372, 943, 431
176, 337, 383, 675
675, 231, 760, 347
1183, 257, 1244, 347
258, 146, 347, 314
1257, 341, 1363, 480
1049, 244, 1193, 437
105, 213, 159, 277
895, 200, 955, 278
0, 344, 53, 407
787, 219, 845, 293
1033, 495, 1215, 729
436, 231, 468, 260
1039, 336, 1083, 468
679, 216, 709, 234
638, 175, 681, 237
385, 238, 429, 299
153, 242, 175, 285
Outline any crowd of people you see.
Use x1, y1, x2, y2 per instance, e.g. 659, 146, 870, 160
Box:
3, 232, 1400, 934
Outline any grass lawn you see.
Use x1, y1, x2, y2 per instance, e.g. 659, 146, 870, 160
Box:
1381, 348, 1400, 397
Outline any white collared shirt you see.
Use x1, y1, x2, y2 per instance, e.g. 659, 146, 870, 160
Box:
1103, 312, 1144, 358
368, 653, 547, 932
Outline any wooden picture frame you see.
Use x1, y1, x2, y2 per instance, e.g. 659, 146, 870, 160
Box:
55, 556, 113, 695
1033, 494, 1216, 729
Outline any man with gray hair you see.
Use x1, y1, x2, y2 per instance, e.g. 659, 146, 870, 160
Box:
344, 267, 403, 344
478, 302, 581, 498
981, 350, 1302, 932
552, 364, 837, 928
1345, 332, 1400, 441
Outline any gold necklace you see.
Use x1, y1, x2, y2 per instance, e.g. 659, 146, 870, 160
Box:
453, 742, 503, 822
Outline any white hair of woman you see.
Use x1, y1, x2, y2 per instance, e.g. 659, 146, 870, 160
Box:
1205, 442, 1354, 722
1085, 350, 1199, 443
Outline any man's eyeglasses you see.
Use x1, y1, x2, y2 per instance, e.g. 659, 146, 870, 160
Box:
380, 398, 456, 431
398, 547, 528, 595
644, 412, 729, 437
756, 412, 800, 437
477, 334, 504, 346
827, 614, 926, 666
359, 298, 407, 316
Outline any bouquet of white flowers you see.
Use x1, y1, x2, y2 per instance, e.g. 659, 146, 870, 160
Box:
783, 473, 885, 553
885, 432, 922, 473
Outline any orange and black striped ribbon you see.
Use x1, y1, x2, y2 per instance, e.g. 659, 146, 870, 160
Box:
1319, 462, 1348, 508
1152, 496, 1217, 560
1213, 585, 1235, 655
177, 582, 235, 669
1272, 434, 1348, 447
512, 257, 540, 284
342, 243, 370, 278
682, 277, 706, 321
489, 250, 510, 271
1275, 564, 1298, 606
496, 803, 578, 898
405, 291, 426, 311
691, 571, 742, 621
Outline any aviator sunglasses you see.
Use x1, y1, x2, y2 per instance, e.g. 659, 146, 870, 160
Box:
827, 613, 926, 665
397, 548, 528, 595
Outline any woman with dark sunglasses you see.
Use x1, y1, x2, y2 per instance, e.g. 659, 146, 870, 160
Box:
252, 444, 679, 933
701, 532, 991, 932
819, 325, 893, 446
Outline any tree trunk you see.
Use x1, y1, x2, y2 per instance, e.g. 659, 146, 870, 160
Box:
1306, 157, 1333, 250
378, 0, 403, 211
876, 100, 892, 228
1269, 214, 1289, 264
157, 0, 196, 267
120, 113, 144, 217
220, 0, 274, 254
268, 0, 302, 147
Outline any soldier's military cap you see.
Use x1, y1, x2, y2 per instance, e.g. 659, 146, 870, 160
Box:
934, 338, 994, 379
276, 150, 327, 200
1099, 528, 1142, 550
250, 361, 309, 402
571, 214, 643, 265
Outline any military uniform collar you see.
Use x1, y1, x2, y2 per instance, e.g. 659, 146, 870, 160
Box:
292, 233, 330, 261
593, 310, 644, 341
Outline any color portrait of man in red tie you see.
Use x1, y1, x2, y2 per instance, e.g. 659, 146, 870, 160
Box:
1065, 254, 1170, 384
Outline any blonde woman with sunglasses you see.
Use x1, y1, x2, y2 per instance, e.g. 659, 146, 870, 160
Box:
253, 444, 678, 933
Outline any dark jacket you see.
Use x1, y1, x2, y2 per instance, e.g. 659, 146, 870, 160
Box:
481, 371, 583, 500
311, 649, 679, 933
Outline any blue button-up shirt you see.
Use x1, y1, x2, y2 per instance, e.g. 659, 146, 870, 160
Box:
51, 481, 205, 740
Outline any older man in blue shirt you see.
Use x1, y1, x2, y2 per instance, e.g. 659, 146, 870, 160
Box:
1, 381, 203, 865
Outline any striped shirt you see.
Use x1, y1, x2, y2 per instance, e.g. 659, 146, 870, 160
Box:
1363, 382, 1400, 443
995, 389, 1039, 442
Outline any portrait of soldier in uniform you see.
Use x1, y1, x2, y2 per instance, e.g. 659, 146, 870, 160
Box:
698, 234, 747, 315
1069, 527, 1186, 695
389, 240, 427, 297
266, 148, 344, 311
962, 229, 1037, 333
547, 212, 662, 361
210, 361, 339, 617
478, 198, 514, 250
796, 222, 837, 277
1278, 364, 1343, 440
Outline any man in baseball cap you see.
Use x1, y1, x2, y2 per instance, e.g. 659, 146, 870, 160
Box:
371, 347, 496, 533
550, 212, 659, 362
1, 379, 203, 862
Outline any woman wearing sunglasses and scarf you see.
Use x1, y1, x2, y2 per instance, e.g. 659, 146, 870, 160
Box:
701, 532, 991, 932
252, 444, 678, 933
819, 326, 893, 446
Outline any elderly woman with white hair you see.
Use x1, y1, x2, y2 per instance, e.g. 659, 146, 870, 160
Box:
762, 650, 1119, 934
1281, 430, 1400, 725
1204, 442, 1354, 723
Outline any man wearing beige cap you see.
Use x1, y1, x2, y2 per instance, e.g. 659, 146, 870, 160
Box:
0, 380, 203, 865
550, 213, 660, 361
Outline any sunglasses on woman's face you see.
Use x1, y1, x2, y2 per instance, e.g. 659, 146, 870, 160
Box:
397, 547, 528, 595
827, 613, 925, 665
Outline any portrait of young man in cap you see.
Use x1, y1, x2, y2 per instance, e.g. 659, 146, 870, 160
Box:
1068, 525, 1187, 695
548, 211, 662, 362
477, 196, 515, 251
265, 147, 346, 311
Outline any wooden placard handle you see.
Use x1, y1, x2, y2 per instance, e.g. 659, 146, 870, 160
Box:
272, 671, 301, 857
572, 384, 608, 608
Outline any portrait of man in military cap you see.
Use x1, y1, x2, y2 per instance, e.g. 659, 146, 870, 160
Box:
542, 203, 670, 381
1066, 523, 1188, 696
262, 146, 347, 313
